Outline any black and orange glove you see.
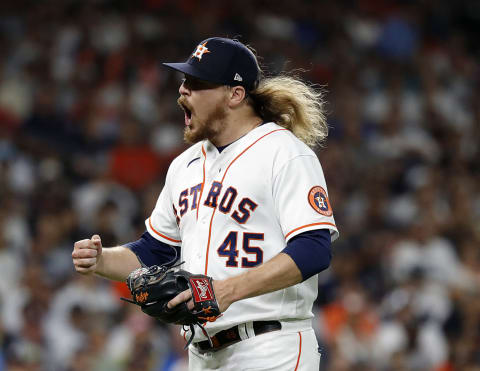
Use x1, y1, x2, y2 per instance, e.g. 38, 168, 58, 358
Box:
122, 264, 221, 347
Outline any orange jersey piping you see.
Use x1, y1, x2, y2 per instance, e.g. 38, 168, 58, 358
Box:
196, 145, 207, 220
294, 331, 302, 370
148, 217, 181, 243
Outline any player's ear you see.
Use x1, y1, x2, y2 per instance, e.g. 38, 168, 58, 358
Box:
228, 86, 246, 108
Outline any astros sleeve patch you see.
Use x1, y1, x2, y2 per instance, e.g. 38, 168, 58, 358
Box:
273, 154, 338, 242
308, 186, 332, 216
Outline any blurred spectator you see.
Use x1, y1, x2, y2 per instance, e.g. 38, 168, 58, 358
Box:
157, 325, 189, 371
108, 118, 163, 191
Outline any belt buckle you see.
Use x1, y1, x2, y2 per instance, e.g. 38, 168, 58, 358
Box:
194, 325, 241, 353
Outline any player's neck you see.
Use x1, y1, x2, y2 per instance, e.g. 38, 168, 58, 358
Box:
211, 113, 263, 147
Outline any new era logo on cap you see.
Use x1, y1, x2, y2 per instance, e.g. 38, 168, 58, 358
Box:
162, 37, 260, 91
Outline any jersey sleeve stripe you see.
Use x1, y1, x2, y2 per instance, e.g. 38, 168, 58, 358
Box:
203, 128, 288, 275
294, 331, 302, 371
285, 222, 337, 240
148, 217, 181, 243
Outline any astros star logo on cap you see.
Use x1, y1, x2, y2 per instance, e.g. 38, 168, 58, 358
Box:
192, 42, 210, 61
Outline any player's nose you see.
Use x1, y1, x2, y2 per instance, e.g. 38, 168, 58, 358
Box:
179, 81, 190, 96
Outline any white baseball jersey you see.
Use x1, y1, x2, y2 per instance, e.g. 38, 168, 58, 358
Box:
146, 122, 339, 341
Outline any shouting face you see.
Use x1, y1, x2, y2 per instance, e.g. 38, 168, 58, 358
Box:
177, 75, 229, 145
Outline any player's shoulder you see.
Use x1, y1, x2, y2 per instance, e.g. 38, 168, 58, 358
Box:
167, 142, 204, 173
260, 122, 316, 158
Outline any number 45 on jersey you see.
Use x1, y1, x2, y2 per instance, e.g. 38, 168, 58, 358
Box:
217, 232, 263, 268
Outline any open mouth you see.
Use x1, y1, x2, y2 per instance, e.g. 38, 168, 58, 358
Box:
184, 106, 192, 120
178, 100, 193, 127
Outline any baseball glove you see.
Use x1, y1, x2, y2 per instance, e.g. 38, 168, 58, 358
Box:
121, 264, 221, 348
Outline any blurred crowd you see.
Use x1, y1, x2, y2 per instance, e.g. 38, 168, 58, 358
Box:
0, 0, 479, 370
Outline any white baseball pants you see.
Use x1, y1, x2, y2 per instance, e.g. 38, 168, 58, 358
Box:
188, 325, 321, 371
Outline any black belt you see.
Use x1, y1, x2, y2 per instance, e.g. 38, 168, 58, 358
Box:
195, 320, 282, 352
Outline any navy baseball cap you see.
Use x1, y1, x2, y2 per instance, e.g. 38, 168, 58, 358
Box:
163, 37, 260, 92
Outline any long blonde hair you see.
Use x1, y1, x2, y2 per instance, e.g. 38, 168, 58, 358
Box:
248, 75, 328, 147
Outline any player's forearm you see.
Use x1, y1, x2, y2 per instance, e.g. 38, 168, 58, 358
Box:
95, 246, 142, 281
218, 253, 302, 307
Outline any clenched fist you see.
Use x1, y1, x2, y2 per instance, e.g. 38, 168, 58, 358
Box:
72, 234, 103, 274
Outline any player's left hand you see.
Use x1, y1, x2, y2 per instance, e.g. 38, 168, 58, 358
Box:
168, 280, 232, 313
122, 265, 224, 348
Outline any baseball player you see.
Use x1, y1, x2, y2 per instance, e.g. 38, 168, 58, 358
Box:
72, 37, 338, 370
